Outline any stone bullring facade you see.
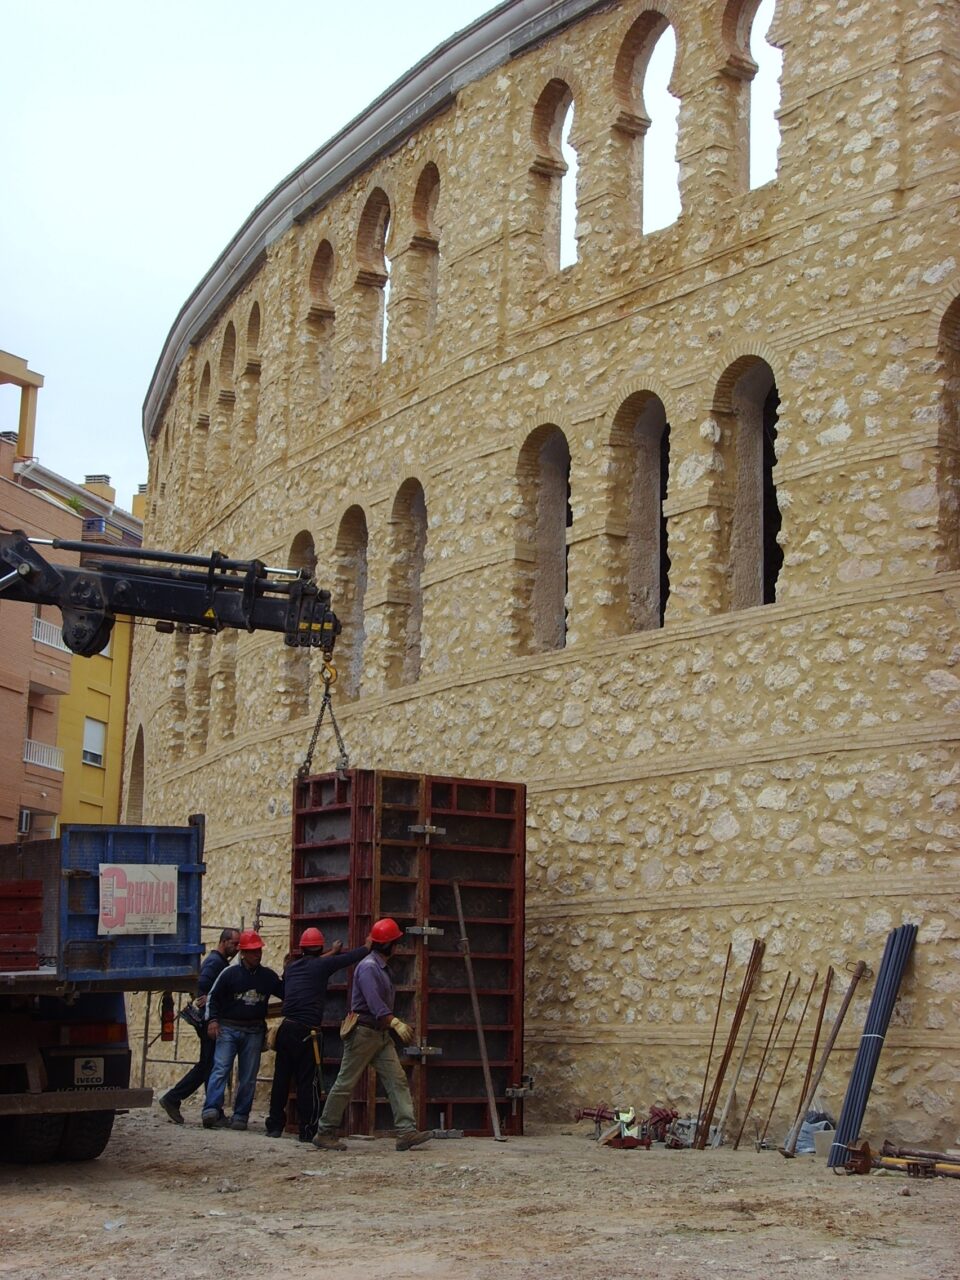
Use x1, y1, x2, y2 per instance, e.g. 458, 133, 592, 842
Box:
129, 0, 960, 1144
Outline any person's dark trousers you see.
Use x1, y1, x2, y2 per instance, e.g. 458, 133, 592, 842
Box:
165, 1025, 215, 1105
266, 1019, 323, 1139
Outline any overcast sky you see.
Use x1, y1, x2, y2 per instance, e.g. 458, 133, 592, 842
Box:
1, 1, 778, 516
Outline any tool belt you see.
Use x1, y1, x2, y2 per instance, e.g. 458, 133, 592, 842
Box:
340, 1012, 360, 1039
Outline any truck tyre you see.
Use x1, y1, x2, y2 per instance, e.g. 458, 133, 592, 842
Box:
9, 1114, 66, 1163
58, 1110, 115, 1161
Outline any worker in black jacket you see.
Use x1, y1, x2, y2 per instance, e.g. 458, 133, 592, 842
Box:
265, 926, 371, 1141
158, 926, 240, 1124
202, 929, 283, 1131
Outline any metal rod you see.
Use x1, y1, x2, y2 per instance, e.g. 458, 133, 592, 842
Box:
711, 1009, 759, 1148
453, 881, 505, 1142
792, 965, 833, 1130
696, 939, 765, 1148
733, 971, 796, 1150
780, 960, 866, 1157
759, 970, 818, 1146
695, 942, 731, 1147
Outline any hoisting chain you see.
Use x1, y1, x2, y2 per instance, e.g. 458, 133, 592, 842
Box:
297, 658, 350, 779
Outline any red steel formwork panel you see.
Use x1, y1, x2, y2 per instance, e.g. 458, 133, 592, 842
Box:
291, 769, 526, 1136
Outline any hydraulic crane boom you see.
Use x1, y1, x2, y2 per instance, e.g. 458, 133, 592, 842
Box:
0, 529, 340, 657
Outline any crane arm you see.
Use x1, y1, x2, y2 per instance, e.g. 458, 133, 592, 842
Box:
0, 529, 340, 658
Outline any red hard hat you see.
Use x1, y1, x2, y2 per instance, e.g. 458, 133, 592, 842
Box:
370, 917, 403, 944
237, 929, 264, 951
299, 927, 325, 949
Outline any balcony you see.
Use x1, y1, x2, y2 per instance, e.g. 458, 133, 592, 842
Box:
32, 615, 71, 653
23, 739, 64, 772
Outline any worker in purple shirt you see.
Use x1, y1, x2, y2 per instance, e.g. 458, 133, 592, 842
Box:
312, 917, 432, 1152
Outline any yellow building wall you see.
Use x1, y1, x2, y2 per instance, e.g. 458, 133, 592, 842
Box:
57, 616, 134, 826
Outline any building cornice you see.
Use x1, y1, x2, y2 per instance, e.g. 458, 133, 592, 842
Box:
141, 0, 607, 445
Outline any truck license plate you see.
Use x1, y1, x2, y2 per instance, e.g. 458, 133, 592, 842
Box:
74, 1057, 105, 1086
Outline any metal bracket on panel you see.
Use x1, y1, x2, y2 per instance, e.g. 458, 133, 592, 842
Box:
405, 924, 444, 938
407, 823, 446, 846
404, 1044, 442, 1066
506, 1075, 534, 1116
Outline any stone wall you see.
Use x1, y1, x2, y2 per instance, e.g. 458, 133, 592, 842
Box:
129, 0, 960, 1145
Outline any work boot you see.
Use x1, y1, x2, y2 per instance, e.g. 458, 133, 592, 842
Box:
312, 1133, 347, 1151
395, 1129, 432, 1152
158, 1093, 184, 1125
265, 1127, 283, 1139
202, 1108, 226, 1129
228, 1115, 248, 1131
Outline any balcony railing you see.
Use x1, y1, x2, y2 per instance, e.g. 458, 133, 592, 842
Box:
32, 616, 72, 653
23, 739, 65, 772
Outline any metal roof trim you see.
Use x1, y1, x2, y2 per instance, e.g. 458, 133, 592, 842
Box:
142, 0, 605, 443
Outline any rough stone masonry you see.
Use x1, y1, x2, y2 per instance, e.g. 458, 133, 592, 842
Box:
128, 0, 960, 1146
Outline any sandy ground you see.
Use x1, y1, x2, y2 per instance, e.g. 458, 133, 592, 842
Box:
1, 1106, 958, 1280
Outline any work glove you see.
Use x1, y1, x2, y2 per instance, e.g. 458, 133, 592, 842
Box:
389, 1017, 414, 1044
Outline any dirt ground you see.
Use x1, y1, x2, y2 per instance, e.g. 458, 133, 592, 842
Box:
1, 1106, 958, 1280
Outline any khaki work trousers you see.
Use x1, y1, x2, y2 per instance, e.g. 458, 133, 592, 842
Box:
316, 1024, 416, 1136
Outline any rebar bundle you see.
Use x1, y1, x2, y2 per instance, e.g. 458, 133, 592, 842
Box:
827, 924, 918, 1169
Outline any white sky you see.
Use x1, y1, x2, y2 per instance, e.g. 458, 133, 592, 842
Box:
1, 1, 780, 515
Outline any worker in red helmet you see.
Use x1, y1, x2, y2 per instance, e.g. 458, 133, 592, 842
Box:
313, 918, 431, 1153
201, 928, 283, 1131
264, 924, 373, 1142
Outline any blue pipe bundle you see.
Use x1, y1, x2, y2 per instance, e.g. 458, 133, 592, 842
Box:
827, 923, 918, 1168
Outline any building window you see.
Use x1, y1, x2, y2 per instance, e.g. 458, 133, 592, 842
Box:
530, 79, 577, 272
82, 717, 107, 767
515, 425, 572, 653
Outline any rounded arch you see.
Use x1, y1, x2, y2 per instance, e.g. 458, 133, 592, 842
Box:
309, 238, 336, 306
613, 9, 675, 116
412, 163, 441, 241
515, 424, 572, 654
246, 301, 261, 360
713, 353, 782, 609
356, 187, 392, 273
288, 529, 317, 576
197, 362, 211, 414
717, 0, 765, 77
126, 725, 145, 824
531, 77, 574, 161
608, 391, 672, 632
219, 322, 236, 388
386, 478, 428, 689
333, 505, 370, 699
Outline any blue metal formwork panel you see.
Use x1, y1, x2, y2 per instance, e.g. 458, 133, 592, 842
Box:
58, 822, 205, 987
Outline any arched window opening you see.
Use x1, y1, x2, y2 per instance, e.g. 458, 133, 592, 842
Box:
189, 362, 212, 503
641, 27, 681, 233
935, 296, 960, 567
126, 725, 144, 823
718, 358, 783, 609
410, 164, 441, 337
239, 301, 262, 451
218, 322, 236, 393
515, 426, 572, 653
246, 302, 261, 357
559, 102, 578, 269
305, 239, 336, 400
280, 531, 317, 719
186, 632, 213, 755
334, 507, 369, 699
210, 630, 238, 740
531, 79, 576, 272
749, 0, 782, 188
386, 479, 428, 688
212, 323, 237, 476
356, 189, 391, 367
610, 393, 671, 631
